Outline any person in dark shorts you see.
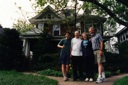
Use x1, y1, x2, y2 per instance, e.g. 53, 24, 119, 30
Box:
57, 32, 71, 81
81, 32, 95, 82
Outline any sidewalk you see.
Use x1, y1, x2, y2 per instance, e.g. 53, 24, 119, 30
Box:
24, 72, 128, 85
47, 74, 128, 85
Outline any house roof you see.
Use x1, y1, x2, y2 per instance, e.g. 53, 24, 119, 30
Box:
29, 5, 106, 24
115, 27, 128, 36
29, 5, 64, 24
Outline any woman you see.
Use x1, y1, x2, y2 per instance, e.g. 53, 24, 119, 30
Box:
81, 32, 95, 82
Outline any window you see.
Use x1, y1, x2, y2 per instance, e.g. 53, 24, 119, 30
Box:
48, 14, 51, 19
38, 23, 44, 30
53, 25, 60, 36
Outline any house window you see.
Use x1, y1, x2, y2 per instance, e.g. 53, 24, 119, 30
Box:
48, 14, 51, 19
53, 25, 60, 36
38, 23, 44, 30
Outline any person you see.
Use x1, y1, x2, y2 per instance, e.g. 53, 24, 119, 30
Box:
89, 27, 106, 83
81, 32, 95, 82
57, 32, 71, 81
71, 31, 83, 81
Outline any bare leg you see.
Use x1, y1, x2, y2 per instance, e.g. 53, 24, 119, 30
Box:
65, 65, 69, 76
62, 64, 65, 76
98, 63, 104, 77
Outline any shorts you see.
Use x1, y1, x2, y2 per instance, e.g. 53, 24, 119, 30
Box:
60, 52, 70, 65
93, 50, 106, 64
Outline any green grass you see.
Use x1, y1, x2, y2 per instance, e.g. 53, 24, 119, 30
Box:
37, 69, 62, 77
113, 76, 128, 85
0, 70, 58, 85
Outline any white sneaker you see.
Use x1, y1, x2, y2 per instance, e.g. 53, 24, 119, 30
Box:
85, 78, 89, 82
96, 78, 103, 83
102, 78, 106, 82
89, 78, 93, 82
64, 76, 68, 81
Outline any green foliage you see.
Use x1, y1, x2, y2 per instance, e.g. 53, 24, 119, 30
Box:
118, 41, 128, 55
13, 19, 34, 33
114, 76, 128, 85
37, 69, 62, 77
82, 0, 128, 29
104, 52, 128, 72
32, 53, 60, 71
0, 70, 57, 85
34, 0, 68, 11
0, 28, 25, 71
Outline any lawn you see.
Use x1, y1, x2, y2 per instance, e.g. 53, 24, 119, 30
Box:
0, 70, 58, 85
113, 76, 128, 85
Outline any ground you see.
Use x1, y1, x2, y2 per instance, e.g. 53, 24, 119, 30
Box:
24, 72, 128, 85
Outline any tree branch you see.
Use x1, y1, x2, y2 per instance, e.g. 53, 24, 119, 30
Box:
116, 0, 128, 7
82, 0, 128, 27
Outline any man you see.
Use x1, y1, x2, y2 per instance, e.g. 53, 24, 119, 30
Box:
71, 31, 83, 81
89, 27, 106, 83
57, 32, 71, 81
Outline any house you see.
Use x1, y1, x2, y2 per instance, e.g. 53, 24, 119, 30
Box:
115, 27, 128, 44
20, 5, 112, 57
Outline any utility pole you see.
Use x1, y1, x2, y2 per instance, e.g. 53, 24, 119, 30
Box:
74, 0, 77, 30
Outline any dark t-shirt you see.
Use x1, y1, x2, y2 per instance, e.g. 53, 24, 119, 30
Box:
58, 38, 71, 53
81, 40, 94, 57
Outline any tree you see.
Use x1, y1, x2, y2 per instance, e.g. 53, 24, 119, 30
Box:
13, 2, 34, 33
81, 0, 128, 28
13, 19, 34, 33
0, 28, 25, 70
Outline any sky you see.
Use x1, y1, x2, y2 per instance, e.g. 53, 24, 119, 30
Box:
0, 0, 85, 28
0, 0, 123, 32
0, 0, 35, 28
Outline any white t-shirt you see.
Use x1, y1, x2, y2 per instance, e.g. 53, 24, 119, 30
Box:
71, 37, 82, 56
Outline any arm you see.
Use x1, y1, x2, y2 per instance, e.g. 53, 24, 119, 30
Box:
57, 39, 64, 49
57, 44, 64, 49
99, 34, 104, 56
100, 41, 104, 51
70, 39, 73, 58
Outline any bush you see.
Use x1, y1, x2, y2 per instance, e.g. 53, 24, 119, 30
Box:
32, 32, 60, 71
104, 52, 128, 73
32, 53, 60, 71
118, 41, 128, 55
114, 76, 128, 85
0, 28, 25, 71
37, 69, 62, 77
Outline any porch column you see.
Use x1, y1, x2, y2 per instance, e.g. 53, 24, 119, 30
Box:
23, 39, 30, 58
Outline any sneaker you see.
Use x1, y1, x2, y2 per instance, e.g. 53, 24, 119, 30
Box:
85, 78, 89, 82
96, 78, 103, 83
102, 78, 106, 82
89, 78, 93, 82
64, 76, 68, 81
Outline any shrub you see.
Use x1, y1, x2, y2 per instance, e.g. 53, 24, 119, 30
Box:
118, 41, 128, 55
104, 52, 128, 73
0, 28, 25, 71
37, 69, 62, 77
32, 32, 60, 71
32, 53, 60, 71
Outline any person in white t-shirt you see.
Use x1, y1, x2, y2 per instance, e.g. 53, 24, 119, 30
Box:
71, 31, 83, 81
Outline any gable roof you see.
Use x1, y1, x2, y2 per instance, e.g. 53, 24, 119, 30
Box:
115, 27, 128, 36
29, 5, 64, 24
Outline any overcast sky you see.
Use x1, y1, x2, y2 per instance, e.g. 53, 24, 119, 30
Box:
0, 0, 35, 28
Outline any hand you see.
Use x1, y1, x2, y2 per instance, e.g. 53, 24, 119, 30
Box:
99, 50, 103, 56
